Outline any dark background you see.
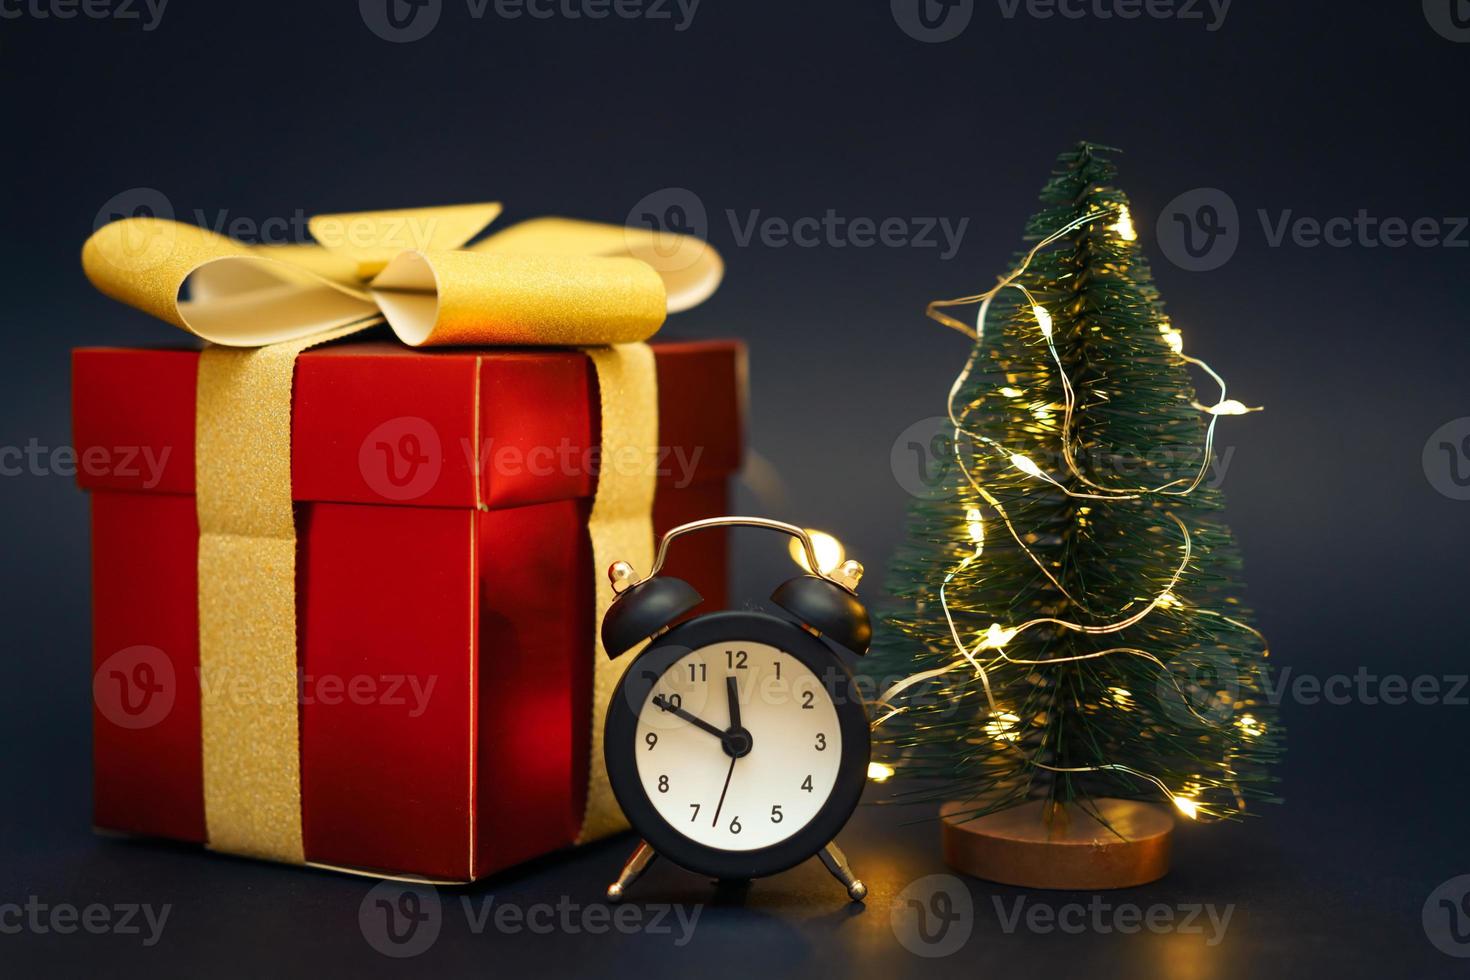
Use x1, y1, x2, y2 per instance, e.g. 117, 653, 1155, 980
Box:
2, 1, 1468, 976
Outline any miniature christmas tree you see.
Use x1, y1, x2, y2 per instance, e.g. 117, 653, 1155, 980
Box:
872, 143, 1282, 831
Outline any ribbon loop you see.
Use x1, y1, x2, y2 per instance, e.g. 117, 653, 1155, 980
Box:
373, 249, 666, 347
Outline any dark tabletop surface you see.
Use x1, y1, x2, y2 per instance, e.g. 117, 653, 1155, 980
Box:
4, 693, 1467, 978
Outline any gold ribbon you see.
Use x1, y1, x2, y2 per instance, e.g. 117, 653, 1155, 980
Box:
579, 344, 658, 844
82, 204, 722, 866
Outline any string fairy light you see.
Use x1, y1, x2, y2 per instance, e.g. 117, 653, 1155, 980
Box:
867, 762, 896, 782
930, 210, 1249, 505
786, 528, 846, 574
1110, 204, 1138, 241
876, 203, 1269, 819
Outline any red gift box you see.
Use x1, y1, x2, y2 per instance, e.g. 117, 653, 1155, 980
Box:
73, 338, 744, 880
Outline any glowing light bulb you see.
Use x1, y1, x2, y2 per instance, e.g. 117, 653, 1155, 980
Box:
1162, 328, 1184, 354
979, 622, 1017, 650
1172, 796, 1199, 820
983, 710, 1021, 742
1235, 714, 1265, 739
1203, 399, 1256, 416
998, 386, 1024, 398
1032, 304, 1054, 338
1156, 591, 1180, 608
1009, 453, 1044, 479
965, 507, 985, 544
867, 762, 895, 782
788, 529, 845, 574
1110, 205, 1138, 242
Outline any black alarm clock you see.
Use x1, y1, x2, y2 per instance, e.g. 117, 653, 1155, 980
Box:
599, 517, 872, 904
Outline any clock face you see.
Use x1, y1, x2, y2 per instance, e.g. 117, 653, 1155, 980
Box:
633, 641, 842, 851
604, 611, 869, 880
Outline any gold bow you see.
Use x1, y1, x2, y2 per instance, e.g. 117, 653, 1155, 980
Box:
82, 202, 722, 347
82, 204, 722, 872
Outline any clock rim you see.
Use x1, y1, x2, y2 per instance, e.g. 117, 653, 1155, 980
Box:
604, 610, 871, 881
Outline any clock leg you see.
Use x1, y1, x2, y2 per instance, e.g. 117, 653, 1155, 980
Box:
606, 840, 657, 903
819, 842, 867, 903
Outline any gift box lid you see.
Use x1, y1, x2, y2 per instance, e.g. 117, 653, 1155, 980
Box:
72, 339, 745, 509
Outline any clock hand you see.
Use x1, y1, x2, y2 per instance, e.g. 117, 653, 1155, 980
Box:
710, 755, 736, 828
725, 675, 741, 731
651, 695, 726, 740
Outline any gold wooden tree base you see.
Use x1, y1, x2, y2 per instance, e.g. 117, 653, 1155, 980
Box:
941, 798, 1173, 890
